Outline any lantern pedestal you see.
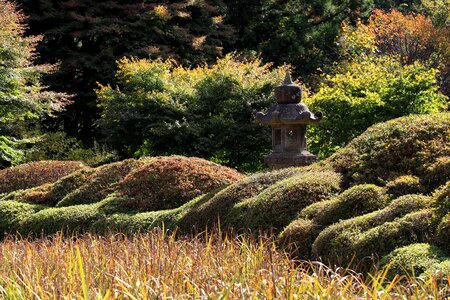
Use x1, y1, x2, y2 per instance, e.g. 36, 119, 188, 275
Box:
256, 73, 322, 169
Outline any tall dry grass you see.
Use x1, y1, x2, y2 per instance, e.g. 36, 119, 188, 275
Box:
0, 228, 448, 299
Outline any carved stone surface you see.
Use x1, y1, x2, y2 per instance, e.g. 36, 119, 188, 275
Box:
257, 73, 322, 169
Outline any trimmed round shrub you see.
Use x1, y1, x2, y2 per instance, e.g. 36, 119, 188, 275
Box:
0, 200, 45, 238
176, 165, 317, 230
436, 213, 450, 253
56, 158, 149, 207
278, 219, 320, 258
381, 243, 449, 278
424, 157, 450, 191
116, 156, 244, 211
349, 209, 437, 261
20, 205, 104, 236
326, 113, 450, 188
0, 161, 85, 194
225, 170, 342, 231
312, 194, 432, 260
300, 184, 389, 226
432, 181, 450, 217
386, 175, 422, 198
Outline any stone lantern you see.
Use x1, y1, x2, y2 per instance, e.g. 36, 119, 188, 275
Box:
256, 73, 322, 169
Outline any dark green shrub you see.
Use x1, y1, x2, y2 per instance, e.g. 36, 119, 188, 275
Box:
326, 113, 450, 187
0, 161, 85, 194
115, 156, 244, 212
225, 170, 341, 231
381, 243, 449, 278
98, 55, 287, 172
386, 175, 422, 198
0, 201, 45, 238
349, 209, 437, 261
56, 158, 148, 207
20, 205, 104, 236
299, 184, 389, 226
312, 194, 432, 259
436, 213, 450, 253
432, 182, 450, 217
278, 219, 319, 258
177, 166, 312, 230
423, 157, 450, 191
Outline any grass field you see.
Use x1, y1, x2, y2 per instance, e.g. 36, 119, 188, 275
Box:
0, 229, 448, 299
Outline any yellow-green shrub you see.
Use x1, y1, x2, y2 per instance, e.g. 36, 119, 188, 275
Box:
386, 175, 422, 198
381, 243, 449, 278
326, 113, 450, 188
299, 184, 389, 225
0, 201, 45, 238
225, 170, 341, 231
312, 194, 432, 260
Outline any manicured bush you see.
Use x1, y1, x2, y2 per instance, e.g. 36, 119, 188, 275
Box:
299, 184, 389, 226
0, 201, 45, 238
278, 219, 319, 258
0, 161, 85, 194
312, 194, 432, 260
2, 168, 96, 206
349, 209, 437, 261
20, 205, 104, 236
423, 157, 450, 191
225, 170, 341, 231
381, 243, 449, 278
56, 158, 149, 207
435, 213, 450, 253
115, 156, 244, 212
177, 166, 311, 229
432, 182, 450, 217
386, 175, 422, 198
326, 113, 450, 188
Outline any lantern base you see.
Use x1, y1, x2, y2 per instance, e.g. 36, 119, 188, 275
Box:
264, 151, 316, 169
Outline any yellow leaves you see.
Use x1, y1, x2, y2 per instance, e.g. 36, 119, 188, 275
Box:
153, 5, 170, 21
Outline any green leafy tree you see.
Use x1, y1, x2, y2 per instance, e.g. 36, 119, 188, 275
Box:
16, 0, 234, 141
0, 1, 67, 168
306, 56, 448, 158
97, 55, 287, 172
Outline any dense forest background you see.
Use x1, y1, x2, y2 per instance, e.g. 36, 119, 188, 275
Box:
1, 0, 449, 172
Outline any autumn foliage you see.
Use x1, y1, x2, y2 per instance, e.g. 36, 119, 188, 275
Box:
0, 161, 85, 194
118, 156, 244, 211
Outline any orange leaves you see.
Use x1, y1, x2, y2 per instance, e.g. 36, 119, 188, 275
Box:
117, 156, 244, 211
366, 9, 447, 65
0, 161, 85, 194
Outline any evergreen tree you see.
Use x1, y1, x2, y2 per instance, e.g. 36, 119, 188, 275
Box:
0, 1, 67, 167
16, 0, 234, 141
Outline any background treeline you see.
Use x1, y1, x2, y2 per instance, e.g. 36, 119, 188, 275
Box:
1, 0, 449, 171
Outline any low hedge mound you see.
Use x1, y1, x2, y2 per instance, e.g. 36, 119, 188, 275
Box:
432, 181, 450, 217
0, 200, 45, 238
386, 175, 422, 198
56, 159, 149, 207
116, 156, 244, 212
436, 213, 450, 253
312, 194, 431, 260
381, 243, 449, 278
299, 184, 389, 226
20, 204, 104, 236
177, 166, 308, 229
0, 161, 85, 194
225, 170, 341, 231
327, 113, 450, 189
